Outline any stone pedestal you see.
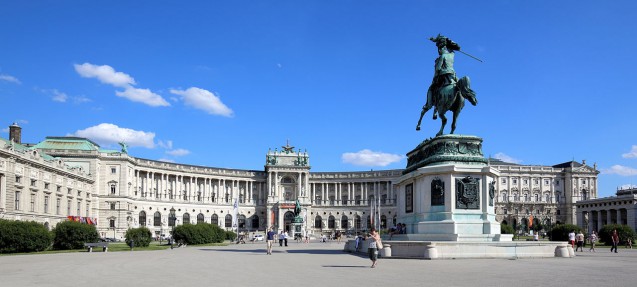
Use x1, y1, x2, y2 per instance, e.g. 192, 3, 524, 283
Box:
397, 135, 503, 242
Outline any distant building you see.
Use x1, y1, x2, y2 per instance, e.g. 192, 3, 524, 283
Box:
0, 123, 599, 239
576, 187, 637, 234
491, 159, 600, 232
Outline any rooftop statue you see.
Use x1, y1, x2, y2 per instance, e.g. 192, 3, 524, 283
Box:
416, 34, 478, 137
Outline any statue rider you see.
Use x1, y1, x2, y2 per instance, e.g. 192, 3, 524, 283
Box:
425, 34, 461, 119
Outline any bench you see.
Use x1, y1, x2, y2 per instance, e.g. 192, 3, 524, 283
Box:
84, 242, 109, 252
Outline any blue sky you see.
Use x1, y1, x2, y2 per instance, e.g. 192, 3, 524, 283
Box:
1, 1, 636, 198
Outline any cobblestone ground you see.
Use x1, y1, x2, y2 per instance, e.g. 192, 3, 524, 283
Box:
1, 241, 635, 287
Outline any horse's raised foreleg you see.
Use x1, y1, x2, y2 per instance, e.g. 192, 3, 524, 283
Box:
436, 113, 447, 137
450, 110, 460, 134
416, 105, 430, 131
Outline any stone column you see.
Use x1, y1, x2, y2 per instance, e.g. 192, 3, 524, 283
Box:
298, 172, 302, 198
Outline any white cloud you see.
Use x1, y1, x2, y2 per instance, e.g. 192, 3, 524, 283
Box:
601, 165, 637, 176
622, 145, 637, 159
71, 123, 156, 149
166, 149, 190, 156
51, 89, 68, 102
342, 149, 404, 167
157, 158, 175, 163
116, 87, 170, 107
493, 152, 523, 164
170, 87, 233, 117
157, 140, 173, 149
74, 63, 136, 88
74, 95, 91, 104
0, 74, 21, 84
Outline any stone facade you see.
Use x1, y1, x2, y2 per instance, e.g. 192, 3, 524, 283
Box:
576, 188, 637, 234
492, 159, 599, 232
0, 126, 600, 239
0, 137, 95, 230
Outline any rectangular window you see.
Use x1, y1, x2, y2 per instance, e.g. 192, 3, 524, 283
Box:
109, 219, 115, 228
405, 183, 413, 213
501, 178, 506, 184
44, 196, 50, 213
56, 198, 61, 215
31, 179, 37, 187
67, 200, 71, 215
341, 196, 348, 205
111, 167, 116, 174
30, 194, 36, 212
15, 176, 21, 184
110, 202, 116, 210
45, 183, 50, 190
544, 180, 549, 185
86, 203, 90, 217
56, 186, 61, 192
355, 195, 361, 205
68, 188, 72, 194
15, 191, 21, 210
512, 179, 517, 184
77, 200, 81, 216
556, 180, 560, 186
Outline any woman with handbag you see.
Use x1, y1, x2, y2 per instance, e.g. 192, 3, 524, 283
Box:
368, 228, 382, 268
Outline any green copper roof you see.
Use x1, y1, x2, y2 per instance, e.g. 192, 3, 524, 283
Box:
32, 137, 101, 151
1, 137, 57, 161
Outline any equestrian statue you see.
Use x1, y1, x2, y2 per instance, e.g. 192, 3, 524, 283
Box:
416, 34, 478, 137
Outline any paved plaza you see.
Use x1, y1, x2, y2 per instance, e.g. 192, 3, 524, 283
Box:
1, 241, 636, 287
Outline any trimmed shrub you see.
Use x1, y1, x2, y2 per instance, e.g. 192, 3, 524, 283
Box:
125, 227, 153, 248
172, 223, 227, 245
598, 224, 636, 245
0, 219, 52, 253
225, 230, 237, 241
500, 223, 515, 235
548, 224, 582, 242
52, 220, 99, 250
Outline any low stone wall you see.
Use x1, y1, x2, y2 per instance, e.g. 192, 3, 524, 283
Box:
344, 240, 572, 259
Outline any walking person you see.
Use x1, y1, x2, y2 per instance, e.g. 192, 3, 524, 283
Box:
368, 228, 383, 268
589, 231, 598, 252
568, 230, 576, 249
279, 231, 285, 247
576, 231, 585, 252
283, 231, 288, 247
610, 229, 620, 253
266, 228, 276, 255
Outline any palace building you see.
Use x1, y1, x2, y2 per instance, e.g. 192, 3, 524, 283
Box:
0, 123, 599, 239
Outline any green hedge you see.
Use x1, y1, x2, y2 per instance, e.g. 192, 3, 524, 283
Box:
125, 227, 153, 248
548, 224, 583, 241
52, 221, 99, 250
225, 230, 237, 241
500, 223, 515, 234
172, 223, 226, 245
598, 224, 636, 245
0, 219, 52, 253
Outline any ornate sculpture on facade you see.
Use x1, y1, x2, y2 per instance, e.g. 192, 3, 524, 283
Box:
416, 34, 479, 137
489, 180, 496, 206
118, 142, 128, 153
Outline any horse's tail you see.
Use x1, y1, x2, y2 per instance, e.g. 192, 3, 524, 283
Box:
458, 76, 477, 106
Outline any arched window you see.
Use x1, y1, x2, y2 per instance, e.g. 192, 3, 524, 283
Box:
355, 215, 361, 230
154, 211, 161, 226
314, 216, 323, 229
501, 192, 507, 202
183, 213, 190, 225
328, 216, 335, 229
197, 213, 204, 224
225, 214, 232, 228
341, 215, 348, 229
238, 215, 246, 229
524, 194, 529, 202
168, 208, 176, 227
251, 215, 259, 229
211, 214, 219, 226
139, 211, 147, 226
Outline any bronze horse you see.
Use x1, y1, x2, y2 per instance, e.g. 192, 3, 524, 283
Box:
416, 76, 477, 136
